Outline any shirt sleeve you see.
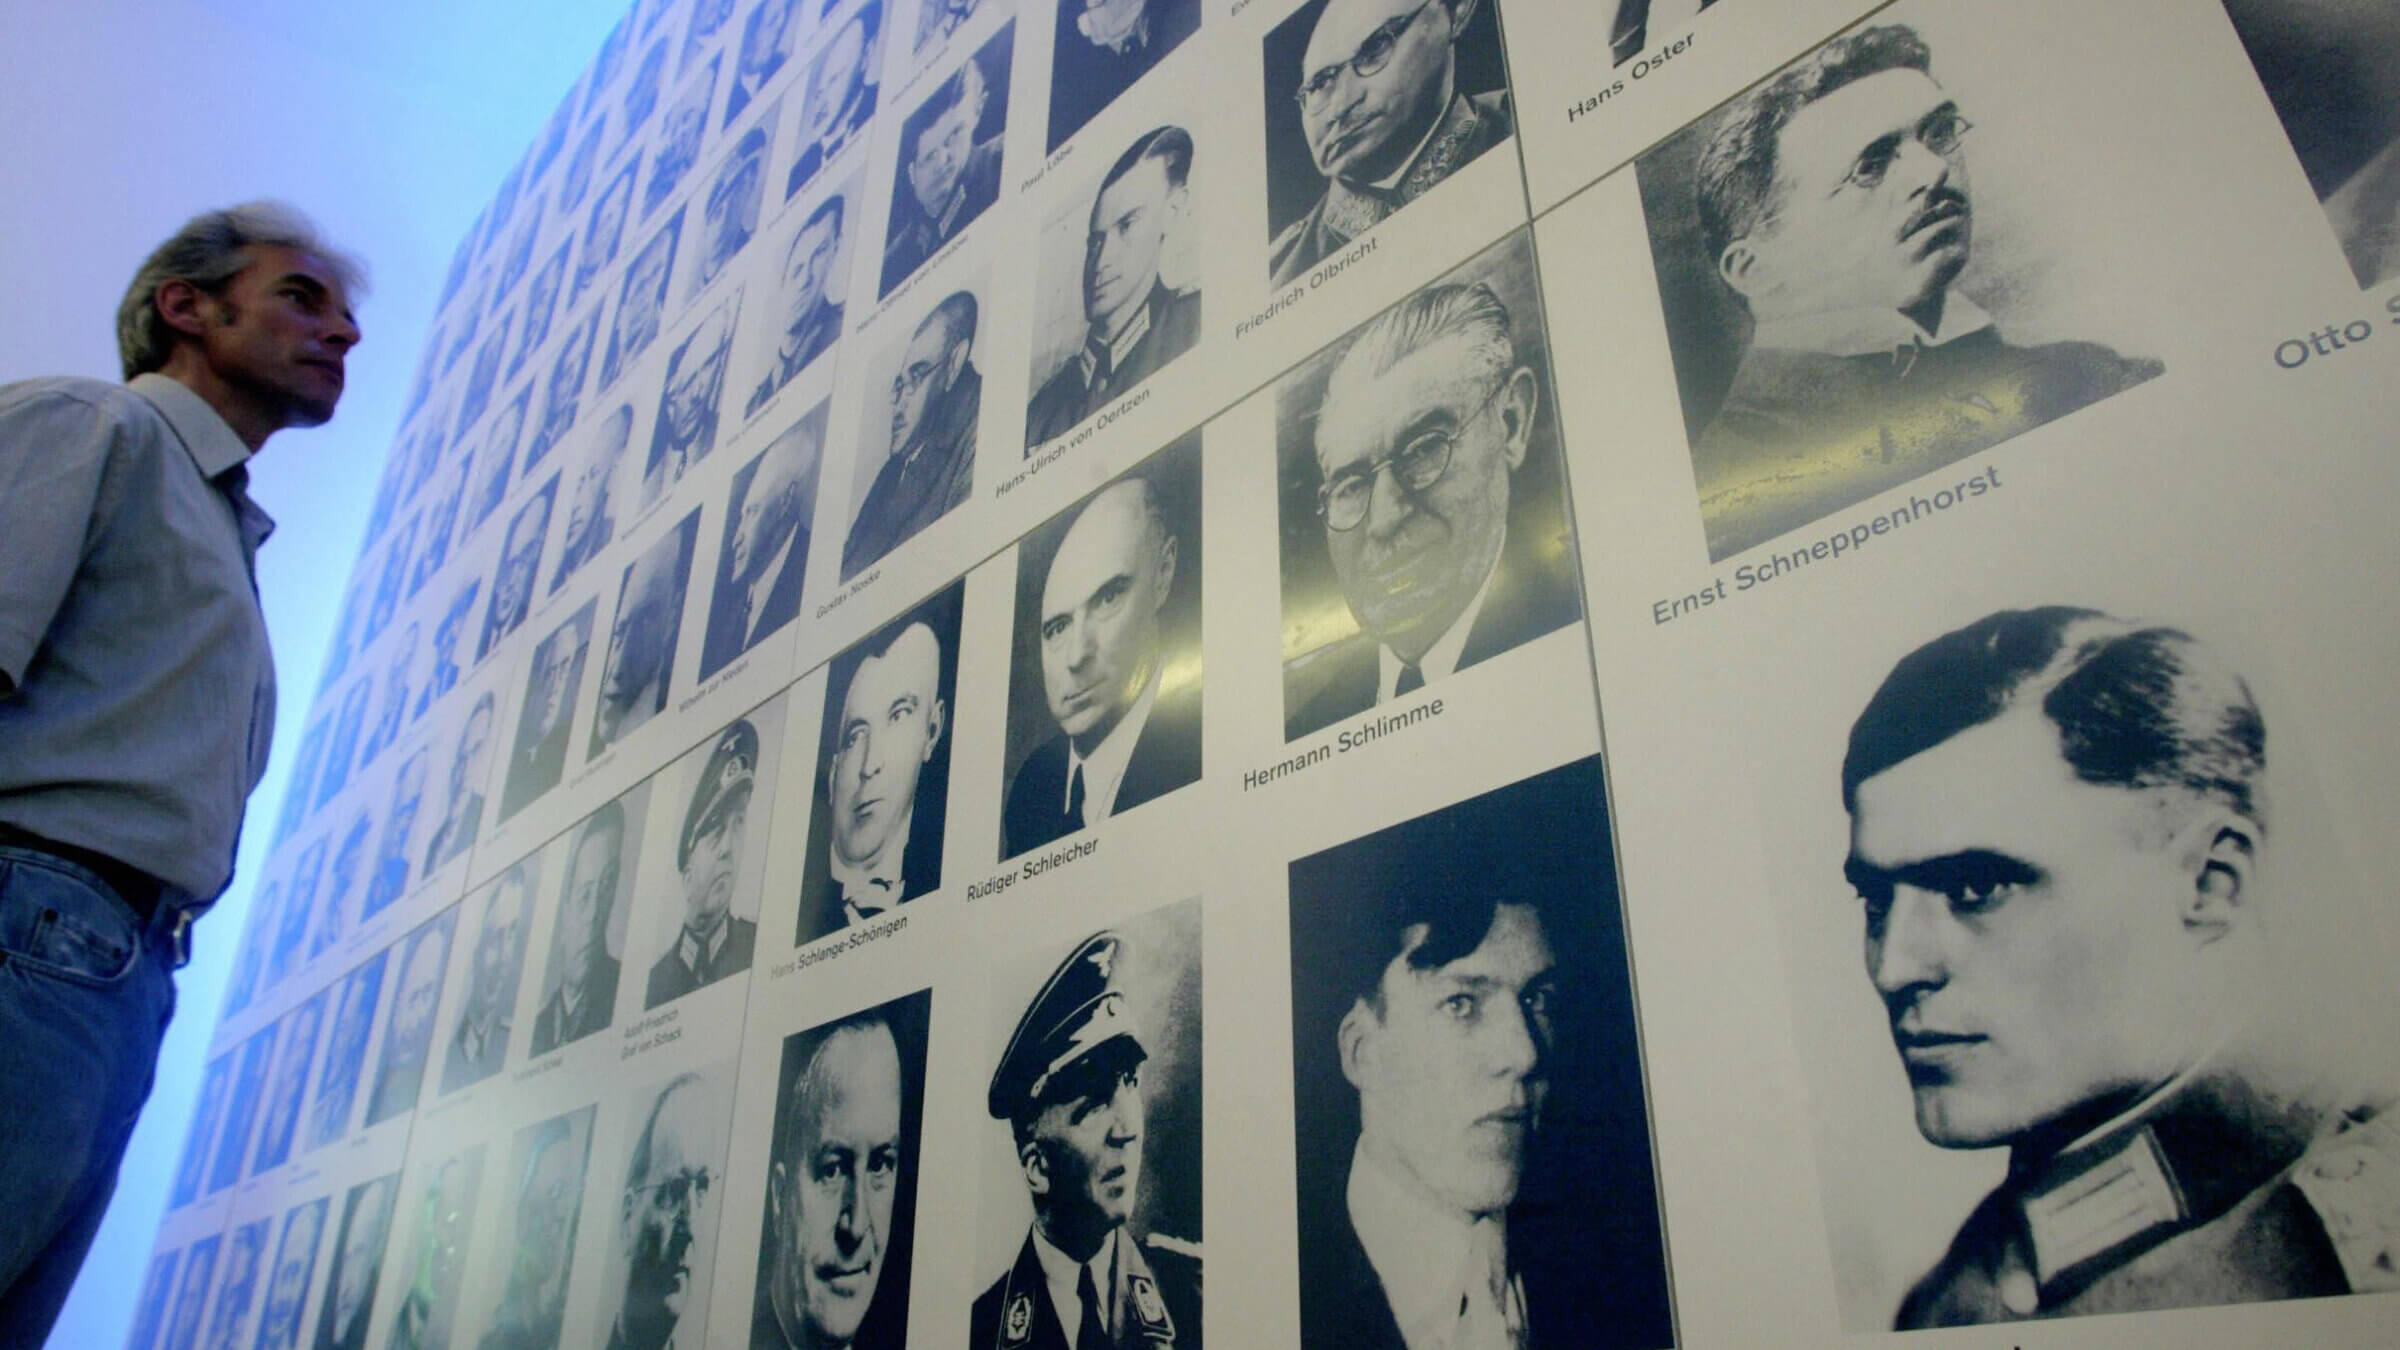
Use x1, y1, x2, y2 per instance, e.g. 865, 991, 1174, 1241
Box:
0, 388, 116, 690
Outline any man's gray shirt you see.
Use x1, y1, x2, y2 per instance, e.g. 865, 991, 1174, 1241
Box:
0, 372, 276, 901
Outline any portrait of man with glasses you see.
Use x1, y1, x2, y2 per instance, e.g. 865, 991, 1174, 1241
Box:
606, 1070, 733, 1350
1639, 17, 2163, 561
1275, 235, 1580, 741
841, 289, 982, 581
1263, 0, 1514, 286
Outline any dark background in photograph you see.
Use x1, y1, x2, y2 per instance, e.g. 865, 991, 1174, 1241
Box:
1634, 116, 1757, 444
999, 432, 1202, 853
1286, 755, 1674, 1349
700, 399, 828, 681
1045, 0, 1200, 153
1272, 230, 1574, 700
754, 987, 931, 1350
1261, 0, 1511, 240
880, 21, 1015, 294
532, 782, 647, 1017
794, 580, 964, 947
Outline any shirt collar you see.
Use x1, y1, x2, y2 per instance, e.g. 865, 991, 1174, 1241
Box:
1066, 665, 1161, 825
1748, 294, 1994, 361
678, 910, 729, 971
1346, 1138, 1510, 1343
130, 372, 254, 478
743, 526, 802, 635
830, 803, 915, 915
1030, 1225, 1116, 1346
1379, 529, 1501, 700
1083, 294, 1155, 386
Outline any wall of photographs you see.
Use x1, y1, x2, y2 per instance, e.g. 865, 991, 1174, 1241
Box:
133, 0, 2400, 1347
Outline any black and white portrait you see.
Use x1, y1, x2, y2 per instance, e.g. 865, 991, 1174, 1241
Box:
360, 746, 429, 921
602, 207, 687, 392
422, 690, 496, 875
508, 242, 574, 389
247, 989, 327, 1177
1287, 756, 1673, 1350
878, 23, 1013, 296
310, 806, 374, 962
357, 622, 419, 772
912, 0, 994, 61
477, 474, 559, 663
1276, 233, 1581, 740
418, 578, 482, 720
411, 462, 470, 597
386, 1144, 486, 1350
1000, 434, 1201, 859
523, 307, 604, 475
499, 597, 598, 822
645, 713, 772, 1008
596, 1065, 738, 1350
310, 1173, 398, 1350
130, 1246, 178, 1350
795, 583, 961, 944
552, 403, 638, 597
588, 10, 638, 116
1046, 0, 1198, 152
574, 159, 641, 310
473, 1107, 596, 1350
495, 192, 548, 310
560, 115, 611, 219
268, 837, 327, 993
624, 38, 674, 150
200, 1217, 270, 1350
361, 512, 418, 650
224, 879, 278, 1018
839, 288, 981, 580
645, 57, 724, 219
2222, 0, 2400, 289
531, 789, 644, 1056
700, 125, 774, 296
727, 0, 805, 127
252, 1196, 328, 1350
1025, 127, 1200, 451
457, 310, 519, 445
700, 402, 826, 681
969, 900, 1203, 1350
314, 676, 374, 813
685, 0, 739, 72
304, 948, 386, 1152
271, 721, 330, 850
1607, 0, 1718, 66
786, 4, 882, 200
749, 989, 930, 1350
590, 510, 701, 756
366, 909, 458, 1127
1263, 0, 1514, 284
643, 296, 742, 505
1798, 606, 2400, 1326
461, 396, 526, 542
170, 1052, 230, 1208
160, 1233, 217, 1350
1637, 16, 2165, 560
440, 859, 537, 1096
745, 184, 855, 419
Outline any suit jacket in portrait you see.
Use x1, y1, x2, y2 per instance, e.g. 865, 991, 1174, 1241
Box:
1046, 0, 1201, 150
1270, 90, 1512, 286
841, 363, 980, 579
644, 914, 758, 1008
788, 89, 878, 199
1002, 684, 1200, 857
700, 526, 810, 681
1024, 283, 1201, 449
1285, 523, 1579, 740
795, 783, 946, 944
439, 1008, 510, 1094
881, 138, 1003, 294
527, 953, 621, 1057
1897, 1086, 2400, 1328
422, 795, 483, 876
498, 718, 572, 821
744, 301, 844, 418
1691, 326, 2162, 559
969, 1227, 1202, 1350
1609, 0, 1719, 66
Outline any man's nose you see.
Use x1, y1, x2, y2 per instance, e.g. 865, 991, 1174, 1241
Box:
1482, 996, 1541, 1079
1895, 137, 1952, 197
1362, 461, 1417, 536
1868, 888, 1950, 999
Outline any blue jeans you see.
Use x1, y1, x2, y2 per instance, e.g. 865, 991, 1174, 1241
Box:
0, 845, 178, 1349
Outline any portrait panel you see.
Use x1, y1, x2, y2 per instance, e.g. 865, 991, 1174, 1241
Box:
476, 472, 561, 665
522, 306, 606, 477
745, 172, 862, 422
699, 401, 827, 681
643, 56, 726, 220
1045, 0, 1199, 152
601, 206, 689, 392
1273, 229, 1581, 741
588, 1060, 741, 1349
642, 294, 744, 507
725, 0, 805, 128
252, 1195, 329, 1350
381, 1143, 486, 1350
573, 159, 643, 312
438, 859, 541, 1097
551, 399, 644, 598
200, 1217, 270, 1350
129, 1247, 177, 1350
839, 283, 984, 581
500, 597, 600, 823
311, 1172, 399, 1350
785, 3, 883, 201
878, 21, 1014, 297
999, 432, 1202, 860
529, 783, 652, 1057
911, 0, 1006, 65
641, 702, 783, 1010
170, 1051, 233, 1209
1287, 755, 1674, 1349
466, 1106, 597, 1350
749, 988, 931, 1350
702, 124, 777, 303
2221, 0, 2400, 289
247, 988, 329, 1178
205, 1023, 277, 1197
304, 947, 389, 1153
794, 581, 963, 946
366, 908, 461, 1128
160, 1234, 218, 1349
589, 509, 702, 758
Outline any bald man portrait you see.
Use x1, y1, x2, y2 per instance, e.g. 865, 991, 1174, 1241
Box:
607, 1072, 730, 1350
701, 406, 826, 680
1265, 0, 1514, 285
796, 586, 961, 942
1003, 441, 1202, 859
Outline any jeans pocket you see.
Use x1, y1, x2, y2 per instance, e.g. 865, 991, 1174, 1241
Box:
0, 850, 142, 986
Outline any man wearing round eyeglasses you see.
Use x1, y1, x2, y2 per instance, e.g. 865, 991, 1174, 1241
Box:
611, 1073, 726, 1350
1270, 0, 1512, 286
1285, 278, 1576, 740
1685, 22, 2160, 559
842, 291, 981, 579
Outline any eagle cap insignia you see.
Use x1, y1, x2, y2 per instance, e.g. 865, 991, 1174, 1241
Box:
1129, 1273, 1170, 1334
1004, 1292, 1034, 1346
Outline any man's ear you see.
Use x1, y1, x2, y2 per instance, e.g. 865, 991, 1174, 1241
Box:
1496, 366, 1538, 472
1444, 0, 1483, 42
1336, 997, 1378, 1092
2179, 810, 2258, 943
1151, 534, 1179, 612
765, 1159, 787, 1234
1717, 240, 1760, 302
1017, 1137, 1050, 1196
924, 696, 947, 759
153, 277, 218, 343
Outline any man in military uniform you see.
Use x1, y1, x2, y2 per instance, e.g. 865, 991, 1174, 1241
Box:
647, 721, 761, 1007
1841, 606, 2400, 1326
1607, 0, 1715, 67
1271, 0, 1513, 286
1025, 128, 1201, 450
972, 932, 1201, 1350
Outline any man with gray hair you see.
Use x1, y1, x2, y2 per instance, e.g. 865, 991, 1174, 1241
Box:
0, 200, 362, 1338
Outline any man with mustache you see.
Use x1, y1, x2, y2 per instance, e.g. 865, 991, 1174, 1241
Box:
1840, 607, 2400, 1325
610, 1074, 726, 1350
648, 721, 761, 1007
1686, 23, 2160, 558
841, 291, 981, 579
1283, 278, 1577, 740
1270, 0, 1512, 286
1025, 128, 1200, 450
755, 1009, 908, 1350
973, 932, 1201, 1350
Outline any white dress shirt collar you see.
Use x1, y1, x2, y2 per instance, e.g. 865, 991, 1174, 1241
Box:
1066, 664, 1161, 825
830, 801, 915, 921
1030, 1225, 1116, 1348
1378, 530, 1501, 702
1347, 1139, 1525, 1350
